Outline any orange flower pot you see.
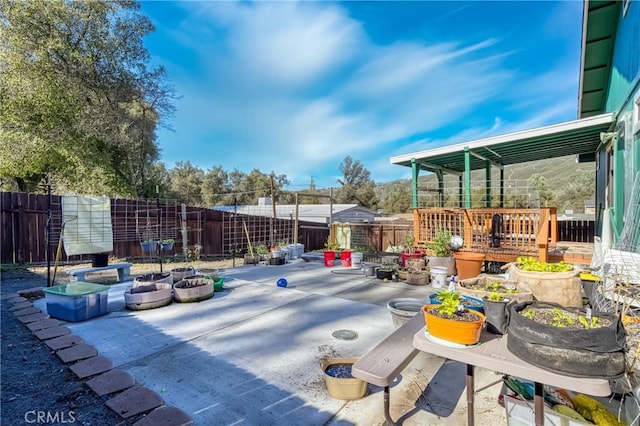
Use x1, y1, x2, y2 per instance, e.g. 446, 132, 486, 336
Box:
422, 304, 485, 345
453, 252, 485, 280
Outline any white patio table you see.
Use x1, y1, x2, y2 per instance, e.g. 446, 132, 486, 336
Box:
413, 328, 612, 426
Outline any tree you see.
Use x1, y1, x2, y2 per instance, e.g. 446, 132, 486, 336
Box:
379, 183, 412, 213
201, 166, 230, 207
528, 173, 556, 207
167, 162, 204, 206
0, 0, 174, 194
336, 156, 378, 208
557, 169, 594, 213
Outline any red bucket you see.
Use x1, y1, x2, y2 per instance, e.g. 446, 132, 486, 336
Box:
340, 250, 352, 267
324, 251, 336, 267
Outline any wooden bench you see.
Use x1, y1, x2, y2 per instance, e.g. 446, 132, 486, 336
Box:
67, 262, 132, 283
352, 314, 426, 426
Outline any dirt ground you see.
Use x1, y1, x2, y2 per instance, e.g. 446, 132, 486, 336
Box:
0, 259, 233, 425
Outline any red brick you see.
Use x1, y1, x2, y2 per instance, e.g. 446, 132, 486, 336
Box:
106, 386, 163, 418
34, 326, 71, 340
69, 356, 113, 379
18, 312, 49, 324
26, 318, 60, 331
44, 334, 83, 351
56, 343, 97, 363
133, 406, 193, 426
86, 369, 136, 396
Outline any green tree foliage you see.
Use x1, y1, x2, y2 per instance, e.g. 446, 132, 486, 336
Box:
336, 156, 378, 208
167, 161, 204, 206
557, 169, 594, 213
527, 173, 556, 207
378, 182, 412, 213
201, 166, 230, 207
0, 0, 174, 195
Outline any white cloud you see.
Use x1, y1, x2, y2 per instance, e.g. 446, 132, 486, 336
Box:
153, 2, 581, 187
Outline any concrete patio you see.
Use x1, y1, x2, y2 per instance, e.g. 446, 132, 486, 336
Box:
33, 259, 509, 425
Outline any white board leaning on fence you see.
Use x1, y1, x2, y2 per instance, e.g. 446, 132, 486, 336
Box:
62, 195, 113, 256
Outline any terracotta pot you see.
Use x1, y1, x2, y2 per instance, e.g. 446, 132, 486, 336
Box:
453, 252, 485, 280
422, 304, 485, 345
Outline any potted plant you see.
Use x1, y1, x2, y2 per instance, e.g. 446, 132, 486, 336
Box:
509, 257, 582, 307
256, 245, 270, 261
507, 301, 626, 378
140, 240, 158, 253
125, 272, 173, 311
323, 238, 340, 267
428, 290, 484, 313
422, 291, 486, 345
173, 275, 214, 303
376, 256, 398, 280
170, 266, 196, 283
482, 292, 511, 335
425, 229, 456, 276
458, 274, 534, 303
160, 239, 174, 251
401, 234, 424, 267
405, 264, 430, 286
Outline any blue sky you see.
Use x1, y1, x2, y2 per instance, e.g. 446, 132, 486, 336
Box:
140, 0, 584, 190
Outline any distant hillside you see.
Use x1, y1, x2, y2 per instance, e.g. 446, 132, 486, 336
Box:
376, 155, 594, 212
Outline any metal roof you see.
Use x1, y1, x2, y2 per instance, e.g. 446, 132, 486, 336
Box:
578, 0, 621, 117
390, 113, 614, 174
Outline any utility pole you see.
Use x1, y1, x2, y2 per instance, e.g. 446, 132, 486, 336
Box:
270, 174, 276, 246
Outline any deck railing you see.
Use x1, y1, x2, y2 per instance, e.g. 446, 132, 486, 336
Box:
413, 207, 558, 262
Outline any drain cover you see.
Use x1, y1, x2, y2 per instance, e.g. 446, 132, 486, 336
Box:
332, 329, 358, 340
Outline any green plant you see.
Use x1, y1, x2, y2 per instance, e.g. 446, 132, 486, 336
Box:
256, 245, 269, 255
324, 238, 340, 251
522, 309, 536, 319
578, 315, 600, 329
487, 292, 504, 302
517, 257, 572, 272
551, 307, 575, 328
428, 229, 452, 257
403, 234, 416, 254
161, 238, 174, 244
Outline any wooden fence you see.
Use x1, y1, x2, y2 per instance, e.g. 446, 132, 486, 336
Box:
0, 192, 595, 265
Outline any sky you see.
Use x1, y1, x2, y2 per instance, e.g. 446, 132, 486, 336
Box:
139, 0, 585, 190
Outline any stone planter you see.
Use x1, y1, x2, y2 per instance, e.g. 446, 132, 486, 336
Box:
320, 357, 367, 400
174, 275, 214, 303
124, 283, 173, 310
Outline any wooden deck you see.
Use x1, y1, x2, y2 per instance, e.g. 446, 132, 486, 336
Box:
414, 207, 593, 264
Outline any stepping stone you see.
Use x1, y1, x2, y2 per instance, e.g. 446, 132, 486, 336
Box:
26, 318, 60, 331
13, 306, 41, 316
87, 369, 136, 396
9, 301, 33, 311
18, 287, 44, 298
44, 334, 83, 351
133, 406, 193, 426
69, 356, 113, 379
34, 326, 71, 340
56, 343, 97, 363
17, 312, 49, 324
106, 386, 163, 419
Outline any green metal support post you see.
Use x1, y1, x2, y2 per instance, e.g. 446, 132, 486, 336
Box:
464, 147, 471, 209
411, 159, 419, 208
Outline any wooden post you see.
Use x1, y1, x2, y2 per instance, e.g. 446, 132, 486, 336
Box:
294, 192, 299, 244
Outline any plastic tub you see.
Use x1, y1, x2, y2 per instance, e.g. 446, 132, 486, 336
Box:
43, 282, 109, 322
387, 298, 426, 328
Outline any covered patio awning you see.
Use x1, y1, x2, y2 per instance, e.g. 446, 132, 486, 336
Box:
390, 113, 614, 207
